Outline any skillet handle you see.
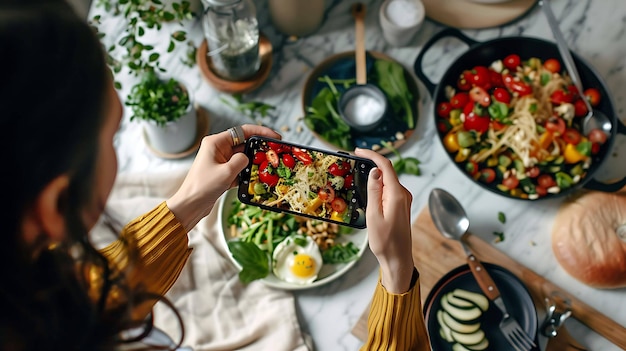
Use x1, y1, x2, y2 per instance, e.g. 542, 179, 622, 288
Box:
413, 28, 478, 96
584, 117, 626, 192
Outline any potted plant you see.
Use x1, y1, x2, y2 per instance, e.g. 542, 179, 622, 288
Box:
126, 71, 197, 154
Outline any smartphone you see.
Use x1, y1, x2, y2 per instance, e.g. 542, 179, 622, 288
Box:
237, 136, 376, 229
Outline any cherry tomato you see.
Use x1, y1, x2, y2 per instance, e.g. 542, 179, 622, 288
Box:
292, 147, 312, 165
457, 70, 473, 91
472, 66, 491, 89
545, 116, 566, 135
565, 85, 580, 99
584, 88, 601, 107
538, 174, 556, 188
479, 168, 496, 183
450, 92, 470, 109
318, 183, 335, 203
544, 58, 561, 73
492, 87, 511, 104
489, 70, 504, 87
331, 197, 347, 213
343, 174, 354, 189
491, 120, 507, 131
268, 141, 288, 154
588, 128, 608, 145
535, 185, 548, 197
503, 54, 521, 70
252, 151, 266, 165
503, 74, 532, 96
573, 99, 588, 117
550, 89, 573, 105
258, 161, 279, 187
469, 86, 491, 107
437, 101, 453, 117
562, 128, 582, 145
464, 112, 490, 133
591, 142, 601, 155
328, 160, 351, 177
282, 153, 296, 169
266, 149, 279, 167
437, 119, 451, 133
526, 166, 540, 178
465, 161, 479, 176
502, 175, 520, 190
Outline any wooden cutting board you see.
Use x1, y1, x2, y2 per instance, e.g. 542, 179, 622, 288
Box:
351, 206, 626, 349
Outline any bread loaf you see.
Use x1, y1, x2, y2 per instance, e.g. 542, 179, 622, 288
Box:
552, 190, 626, 289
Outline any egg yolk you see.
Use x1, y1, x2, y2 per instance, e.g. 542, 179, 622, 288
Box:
290, 253, 317, 278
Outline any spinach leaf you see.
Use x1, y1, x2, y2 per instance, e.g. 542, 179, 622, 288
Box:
304, 84, 353, 150
227, 241, 270, 284
373, 60, 414, 129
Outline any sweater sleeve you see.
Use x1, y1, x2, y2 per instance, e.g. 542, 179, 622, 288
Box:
98, 201, 192, 320
360, 268, 432, 351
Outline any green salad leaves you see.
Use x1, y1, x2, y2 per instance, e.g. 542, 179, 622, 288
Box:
304, 59, 415, 150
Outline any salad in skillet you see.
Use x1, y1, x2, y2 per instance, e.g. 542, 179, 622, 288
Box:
436, 54, 608, 199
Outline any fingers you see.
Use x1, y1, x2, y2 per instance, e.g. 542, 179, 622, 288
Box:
354, 148, 399, 185
240, 124, 281, 140
366, 167, 384, 216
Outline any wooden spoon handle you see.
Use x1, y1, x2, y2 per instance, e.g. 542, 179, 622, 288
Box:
467, 253, 501, 300
351, 3, 367, 85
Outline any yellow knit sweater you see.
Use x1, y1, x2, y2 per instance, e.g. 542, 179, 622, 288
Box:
99, 202, 431, 350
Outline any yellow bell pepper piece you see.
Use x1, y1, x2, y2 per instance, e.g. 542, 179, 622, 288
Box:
443, 131, 460, 153
304, 196, 324, 215
330, 211, 345, 223
564, 143, 588, 164
454, 148, 471, 162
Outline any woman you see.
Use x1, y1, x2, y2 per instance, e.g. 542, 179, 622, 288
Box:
0, 1, 430, 350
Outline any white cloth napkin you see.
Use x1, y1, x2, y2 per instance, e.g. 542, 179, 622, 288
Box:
90, 170, 311, 351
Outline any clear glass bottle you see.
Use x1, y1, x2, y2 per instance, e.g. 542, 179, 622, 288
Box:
202, 0, 260, 81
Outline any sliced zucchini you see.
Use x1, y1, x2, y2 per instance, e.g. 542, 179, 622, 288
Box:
437, 310, 454, 342
451, 329, 486, 347
452, 289, 490, 312
442, 310, 481, 334
452, 343, 472, 351
446, 292, 475, 309
466, 337, 489, 351
441, 294, 482, 321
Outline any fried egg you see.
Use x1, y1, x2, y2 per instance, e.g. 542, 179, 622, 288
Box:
272, 235, 323, 284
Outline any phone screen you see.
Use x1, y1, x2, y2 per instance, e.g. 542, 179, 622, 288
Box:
238, 136, 375, 229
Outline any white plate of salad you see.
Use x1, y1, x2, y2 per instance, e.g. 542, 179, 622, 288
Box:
217, 188, 369, 290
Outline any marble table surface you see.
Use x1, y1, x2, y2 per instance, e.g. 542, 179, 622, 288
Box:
92, 0, 626, 349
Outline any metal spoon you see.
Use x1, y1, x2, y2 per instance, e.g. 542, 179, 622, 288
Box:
540, 0, 611, 136
337, 3, 388, 132
428, 188, 499, 299
428, 188, 537, 350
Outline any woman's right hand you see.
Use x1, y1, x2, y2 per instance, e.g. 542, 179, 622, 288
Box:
354, 148, 415, 294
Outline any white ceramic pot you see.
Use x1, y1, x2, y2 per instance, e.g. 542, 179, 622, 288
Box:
143, 104, 197, 154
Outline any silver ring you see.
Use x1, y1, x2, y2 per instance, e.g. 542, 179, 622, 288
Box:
228, 126, 245, 146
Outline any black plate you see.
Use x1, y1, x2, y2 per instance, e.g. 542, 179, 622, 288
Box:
424, 263, 539, 351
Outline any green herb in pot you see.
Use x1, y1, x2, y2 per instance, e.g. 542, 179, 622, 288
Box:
125, 71, 191, 127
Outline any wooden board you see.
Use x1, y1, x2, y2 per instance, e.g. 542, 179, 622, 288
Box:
351, 206, 626, 350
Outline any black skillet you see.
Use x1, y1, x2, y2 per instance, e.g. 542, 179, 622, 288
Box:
414, 28, 626, 200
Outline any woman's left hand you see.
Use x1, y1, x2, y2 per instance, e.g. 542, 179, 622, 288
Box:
166, 125, 280, 230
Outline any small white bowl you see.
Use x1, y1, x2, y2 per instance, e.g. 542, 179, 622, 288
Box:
379, 0, 425, 47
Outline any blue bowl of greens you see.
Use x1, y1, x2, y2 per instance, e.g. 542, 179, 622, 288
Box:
302, 51, 420, 153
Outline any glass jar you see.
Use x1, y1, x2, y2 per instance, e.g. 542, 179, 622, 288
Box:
202, 0, 261, 81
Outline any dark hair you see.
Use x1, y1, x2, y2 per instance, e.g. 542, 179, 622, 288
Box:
0, 1, 162, 350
